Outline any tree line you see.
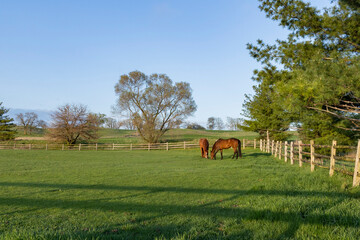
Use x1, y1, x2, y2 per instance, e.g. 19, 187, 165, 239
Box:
240, 0, 359, 145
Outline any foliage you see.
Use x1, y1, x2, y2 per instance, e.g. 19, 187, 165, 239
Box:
244, 0, 360, 144
207, 117, 215, 130
47, 104, 99, 144
114, 71, 197, 143
89, 113, 106, 127
186, 123, 205, 130
240, 66, 291, 141
0, 102, 16, 141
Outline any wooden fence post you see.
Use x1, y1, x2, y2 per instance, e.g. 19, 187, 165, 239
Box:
284, 141, 288, 162
184, 141, 186, 149
260, 139, 263, 151
290, 142, 294, 165
310, 140, 315, 172
130, 143, 132, 151
254, 139, 256, 149
79, 144, 81, 151
46, 143, 48, 151
29, 144, 31, 150
279, 141, 282, 160
298, 141, 303, 167
267, 139, 270, 153
166, 142, 169, 151
271, 140, 275, 155
112, 143, 115, 150
96, 143, 98, 151
329, 140, 337, 176
62, 144, 64, 151
275, 141, 278, 158
352, 140, 360, 186
148, 143, 151, 151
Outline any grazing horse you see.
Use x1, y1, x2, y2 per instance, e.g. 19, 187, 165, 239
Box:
199, 138, 209, 159
211, 138, 242, 160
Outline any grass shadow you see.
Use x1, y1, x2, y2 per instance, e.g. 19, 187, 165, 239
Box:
1, 182, 360, 238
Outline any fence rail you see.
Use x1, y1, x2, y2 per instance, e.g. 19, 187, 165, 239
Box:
2, 138, 360, 187
0, 142, 200, 151
259, 139, 360, 187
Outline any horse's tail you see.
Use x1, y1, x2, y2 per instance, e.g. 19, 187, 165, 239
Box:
238, 139, 242, 158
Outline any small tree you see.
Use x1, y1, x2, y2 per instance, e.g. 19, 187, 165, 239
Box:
114, 71, 196, 143
90, 113, 106, 127
214, 117, 224, 130
16, 112, 39, 135
105, 117, 122, 129
0, 102, 16, 141
207, 117, 215, 130
119, 119, 135, 130
48, 104, 99, 144
37, 120, 47, 129
226, 117, 241, 130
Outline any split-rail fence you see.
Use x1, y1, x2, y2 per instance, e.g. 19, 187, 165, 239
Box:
1, 138, 360, 186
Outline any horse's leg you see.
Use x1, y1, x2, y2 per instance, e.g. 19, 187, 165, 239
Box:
201, 147, 204, 158
215, 150, 219, 160
220, 150, 223, 160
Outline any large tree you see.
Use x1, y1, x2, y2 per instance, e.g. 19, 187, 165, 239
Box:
114, 71, 196, 143
244, 0, 360, 143
0, 102, 16, 141
48, 104, 99, 144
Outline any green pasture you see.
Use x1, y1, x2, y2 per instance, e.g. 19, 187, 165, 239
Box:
13, 128, 261, 144
1, 148, 359, 239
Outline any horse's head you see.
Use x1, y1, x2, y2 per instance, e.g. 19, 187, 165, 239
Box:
210, 148, 215, 159
204, 151, 208, 159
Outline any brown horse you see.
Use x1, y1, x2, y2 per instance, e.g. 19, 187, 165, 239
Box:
199, 138, 209, 159
211, 138, 242, 160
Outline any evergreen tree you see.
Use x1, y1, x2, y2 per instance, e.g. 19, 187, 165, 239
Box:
0, 102, 16, 141
240, 66, 291, 141
244, 0, 360, 144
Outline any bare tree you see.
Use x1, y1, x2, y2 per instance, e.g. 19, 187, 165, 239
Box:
119, 119, 135, 130
226, 117, 241, 130
215, 117, 224, 130
48, 104, 99, 144
105, 117, 120, 129
37, 120, 47, 129
114, 71, 196, 143
16, 112, 38, 135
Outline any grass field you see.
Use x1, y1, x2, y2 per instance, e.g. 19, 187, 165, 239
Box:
14, 128, 261, 144
1, 148, 360, 239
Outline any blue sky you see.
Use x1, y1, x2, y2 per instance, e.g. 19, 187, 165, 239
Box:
1, 0, 332, 126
